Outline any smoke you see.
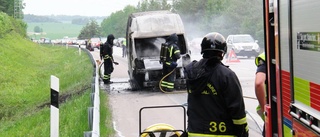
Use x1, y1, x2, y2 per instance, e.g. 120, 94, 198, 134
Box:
178, 10, 208, 40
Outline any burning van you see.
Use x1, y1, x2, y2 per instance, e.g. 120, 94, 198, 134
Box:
126, 10, 191, 91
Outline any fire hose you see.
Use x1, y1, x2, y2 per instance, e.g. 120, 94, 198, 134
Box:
159, 68, 186, 94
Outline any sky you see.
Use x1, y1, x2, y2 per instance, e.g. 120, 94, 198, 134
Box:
23, 0, 141, 16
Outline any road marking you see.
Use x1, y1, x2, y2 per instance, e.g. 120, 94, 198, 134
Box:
113, 121, 125, 137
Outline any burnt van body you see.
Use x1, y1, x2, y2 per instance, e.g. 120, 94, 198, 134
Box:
126, 10, 191, 91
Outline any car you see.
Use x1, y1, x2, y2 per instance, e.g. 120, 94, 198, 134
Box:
90, 37, 101, 49
226, 34, 260, 58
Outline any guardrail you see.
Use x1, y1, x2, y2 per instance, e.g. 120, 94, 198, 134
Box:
82, 46, 100, 137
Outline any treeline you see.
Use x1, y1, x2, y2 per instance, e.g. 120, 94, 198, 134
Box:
24, 14, 61, 23
23, 14, 105, 25
0, 0, 15, 17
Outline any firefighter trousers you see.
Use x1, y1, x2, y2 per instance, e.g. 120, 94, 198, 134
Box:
103, 58, 113, 84
161, 66, 176, 91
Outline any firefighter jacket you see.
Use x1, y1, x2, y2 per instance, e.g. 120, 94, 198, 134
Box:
164, 43, 180, 67
100, 42, 113, 60
185, 58, 249, 137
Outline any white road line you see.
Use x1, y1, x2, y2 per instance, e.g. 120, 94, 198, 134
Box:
113, 121, 125, 137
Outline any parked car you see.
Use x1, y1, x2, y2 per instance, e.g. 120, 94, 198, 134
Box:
226, 34, 260, 58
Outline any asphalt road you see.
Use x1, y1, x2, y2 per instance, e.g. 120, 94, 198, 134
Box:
90, 47, 264, 137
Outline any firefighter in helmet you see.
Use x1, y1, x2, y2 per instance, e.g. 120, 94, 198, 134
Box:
184, 32, 249, 137
255, 52, 266, 136
100, 34, 115, 84
160, 33, 181, 92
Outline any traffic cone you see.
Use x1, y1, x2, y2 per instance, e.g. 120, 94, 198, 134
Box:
226, 49, 240, 63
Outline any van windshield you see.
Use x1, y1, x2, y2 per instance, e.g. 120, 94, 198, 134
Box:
233, 35, 254, 43
134, 38, 165, 58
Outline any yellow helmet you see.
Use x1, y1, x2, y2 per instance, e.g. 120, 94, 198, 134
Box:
255, 52, 265, 66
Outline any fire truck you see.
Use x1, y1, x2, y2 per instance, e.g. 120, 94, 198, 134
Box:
263, 0, 320, 136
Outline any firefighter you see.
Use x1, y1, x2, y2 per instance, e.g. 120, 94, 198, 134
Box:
184, 32, 249, 137
255, 52, 266, 136
122, 40, 127, 58
100, 34, 115, 84
160, 33, 181, 92
87, 39, 93, 51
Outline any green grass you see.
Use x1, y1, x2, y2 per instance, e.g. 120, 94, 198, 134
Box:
0, 33, 113, 136
27, 22, 84, 40
100, 89, 115, 136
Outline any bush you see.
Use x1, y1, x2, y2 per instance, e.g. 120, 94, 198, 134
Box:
0, 12, 27, 38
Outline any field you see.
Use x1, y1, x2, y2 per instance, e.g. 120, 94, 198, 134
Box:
27, 22, 84, 40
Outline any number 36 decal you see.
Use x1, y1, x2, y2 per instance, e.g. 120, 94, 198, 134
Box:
209, 121, 227, 132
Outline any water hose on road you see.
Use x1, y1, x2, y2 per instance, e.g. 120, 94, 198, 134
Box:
98, 60, 104, 81
159, 68, 186, 94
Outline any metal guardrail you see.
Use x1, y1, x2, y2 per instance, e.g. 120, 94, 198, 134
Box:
82, 46, 100, 137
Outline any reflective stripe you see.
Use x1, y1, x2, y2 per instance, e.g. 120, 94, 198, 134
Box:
166, 62, 171, 65
188, 132, 236, 137
161, 81, 169, 88
174, 50, 180, 54
160, 84, 168, 87
232, 117, 247, 125
161, 80, 174, 88
167, 85, 174, 89
167, 82, 174, 86
104, 55, 111, 59
169, 46, 173, 57
103, 74, 110, 80
161, 81, 169, 84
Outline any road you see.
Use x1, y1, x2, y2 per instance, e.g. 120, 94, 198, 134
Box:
90, 47, 264, 137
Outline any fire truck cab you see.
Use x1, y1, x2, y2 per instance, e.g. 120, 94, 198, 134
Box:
263, 0, 320, 136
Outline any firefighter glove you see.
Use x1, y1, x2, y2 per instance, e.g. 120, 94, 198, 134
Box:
170, 62, 178, 68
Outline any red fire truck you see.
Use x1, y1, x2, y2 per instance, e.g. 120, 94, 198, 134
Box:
263, 0, 320, 136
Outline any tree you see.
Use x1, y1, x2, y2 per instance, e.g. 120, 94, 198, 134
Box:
100, 5, 136, 38
97, 0, 172, 38
78, 20, 101, 39
0, 0, 13, 16
137, 0, 171, 12
33, 26, 42, 33
161, 0, 171, 10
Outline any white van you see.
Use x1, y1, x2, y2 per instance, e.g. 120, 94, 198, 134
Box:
126, 10, 191, 90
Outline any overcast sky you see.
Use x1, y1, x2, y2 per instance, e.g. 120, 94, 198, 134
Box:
23, 0, 141, 16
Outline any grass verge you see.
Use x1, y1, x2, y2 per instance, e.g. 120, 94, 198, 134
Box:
0, 33, 113, 136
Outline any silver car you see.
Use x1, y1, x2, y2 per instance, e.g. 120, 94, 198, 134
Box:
226, 34, 260, 58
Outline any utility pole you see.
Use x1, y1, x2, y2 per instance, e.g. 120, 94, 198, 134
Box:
14, 0, 23, 19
